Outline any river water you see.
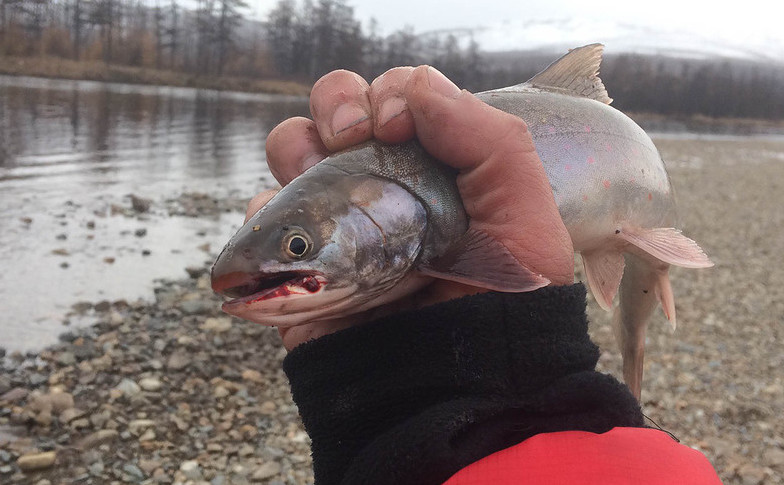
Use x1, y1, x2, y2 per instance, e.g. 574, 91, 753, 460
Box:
0, 75, 309, 352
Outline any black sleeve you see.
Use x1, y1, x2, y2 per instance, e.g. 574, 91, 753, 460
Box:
283, 284, 644, 485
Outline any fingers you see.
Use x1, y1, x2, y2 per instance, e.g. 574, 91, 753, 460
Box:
369, 67, 415, 143
309, 70, 373, 152
265, 117, 328, 186
245, 189, 279, 222
403, 66, 537, 170
403, 66, 575, 285
268, 68, 417, 186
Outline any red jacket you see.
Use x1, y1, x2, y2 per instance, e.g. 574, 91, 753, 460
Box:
444, 427, 722, 484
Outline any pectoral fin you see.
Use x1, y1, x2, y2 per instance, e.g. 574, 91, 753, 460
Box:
582, 250, 625, 311
618, 227, 713, 268
418, 229, 550, 292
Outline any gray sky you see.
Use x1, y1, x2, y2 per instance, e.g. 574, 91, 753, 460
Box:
240, 0, 784, 56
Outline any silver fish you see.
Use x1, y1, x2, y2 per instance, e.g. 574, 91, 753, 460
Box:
211, 44, 713, 398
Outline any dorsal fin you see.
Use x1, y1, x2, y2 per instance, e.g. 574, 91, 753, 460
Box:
526, 43, 612, 105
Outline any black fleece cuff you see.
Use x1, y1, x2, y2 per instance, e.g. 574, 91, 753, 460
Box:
284, 284, 643, 485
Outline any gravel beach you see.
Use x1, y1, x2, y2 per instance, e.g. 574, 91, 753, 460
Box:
1, 135, 782, 484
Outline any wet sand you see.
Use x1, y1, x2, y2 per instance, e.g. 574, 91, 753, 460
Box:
1, 135, 783, 484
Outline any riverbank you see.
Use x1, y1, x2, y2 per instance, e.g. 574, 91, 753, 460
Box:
0, 56, 311, 97
1, 123, 783, 484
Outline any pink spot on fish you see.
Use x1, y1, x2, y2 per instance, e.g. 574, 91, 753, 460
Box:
548, 126, 557, 134
648, 193, 653, 201
582, 195, 589, 201
602, 180, 611, 189
605, 143, 612, 151
584, 125, 591, 133
565, 164, 572, 171
587, 156, 596, 164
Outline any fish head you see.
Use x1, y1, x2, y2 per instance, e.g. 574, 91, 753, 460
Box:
211, 166, 429, 327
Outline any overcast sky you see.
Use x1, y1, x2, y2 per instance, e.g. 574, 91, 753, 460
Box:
242, 0, 784, 52
247, 0, 784, 38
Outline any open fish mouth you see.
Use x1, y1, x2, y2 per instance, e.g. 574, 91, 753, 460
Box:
212, 271, 325, 305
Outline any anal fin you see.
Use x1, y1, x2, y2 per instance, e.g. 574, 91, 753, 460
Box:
582, 250, 625, 311
418, 228, 550, 292
618, 227, 714, 268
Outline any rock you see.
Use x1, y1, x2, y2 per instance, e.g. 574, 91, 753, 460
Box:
78, 429, 119, 449
17, 451, 57, 471
738, 463, 767, 485
139, 377, 163, 392
130, 194, 152, 213
251, 462, 281, 481
179, 460, 202, 480
214, 386, 230, 399
166, 352, 190, 371
138, 429, 156, 442
241, 369, 264, 384
123, 463, 146, 482
180, 300, 213, 315
201, 317, 232, 333
116, 378, 141, 397
763, 447, 784, 467
88, 461, 104, 476
128, 419, 156, 434
0, 387, 28, 403
49, 391, 74, 413
134, 228, 147, 237
185, 266, 207, 279
59, 407, 86, 423
57, 351, 76, 366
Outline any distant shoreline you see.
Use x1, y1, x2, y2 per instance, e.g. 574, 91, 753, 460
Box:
0, 56, 312, 97
2, 57, 782, 136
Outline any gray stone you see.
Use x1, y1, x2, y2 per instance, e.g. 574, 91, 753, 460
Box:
251, 462, 281, 481
78, 429, 119, 449
116, 378, 141, 397
179, 460, 202, 480
123, 463, 146, 482
166, 352, 190, 371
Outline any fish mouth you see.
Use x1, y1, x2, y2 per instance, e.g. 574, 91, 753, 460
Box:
212, 271, 325, 305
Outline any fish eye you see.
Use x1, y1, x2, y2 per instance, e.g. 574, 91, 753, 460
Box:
285, 233, 311, 258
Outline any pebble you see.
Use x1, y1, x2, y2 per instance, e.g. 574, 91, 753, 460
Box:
252, 462, 281, 480
17, 451, 57, 471
78, 429, 119, 449
180, 460, 202, 480
139, 377, 163, 392
201, 317, 233, 333
116, 378, 142, 397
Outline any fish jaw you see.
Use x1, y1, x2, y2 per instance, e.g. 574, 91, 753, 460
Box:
219, 273, 362, 327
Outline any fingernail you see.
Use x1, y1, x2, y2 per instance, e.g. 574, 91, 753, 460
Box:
331, 103, 369, 136
301, 153, 325, 173
427, 67, 461, 99
377, 96, 407, 127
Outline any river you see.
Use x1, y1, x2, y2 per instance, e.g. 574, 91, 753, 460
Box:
0, 75, 309, 352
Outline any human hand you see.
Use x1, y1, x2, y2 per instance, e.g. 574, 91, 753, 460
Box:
249, 66, 574, 350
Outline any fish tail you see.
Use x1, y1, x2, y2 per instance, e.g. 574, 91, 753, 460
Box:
612, 254, 671, 400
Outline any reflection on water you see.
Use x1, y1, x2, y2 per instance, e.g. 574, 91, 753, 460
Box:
0, 75, 309, 352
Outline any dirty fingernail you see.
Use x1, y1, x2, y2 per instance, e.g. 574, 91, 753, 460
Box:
427, 67, 461, 99
378, 96, 407, 127
331, 103, 369, 136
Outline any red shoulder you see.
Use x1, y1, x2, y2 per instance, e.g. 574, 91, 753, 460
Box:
443, 427, 721, 485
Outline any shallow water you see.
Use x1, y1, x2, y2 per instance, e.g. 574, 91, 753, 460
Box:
0, 75, 309, 352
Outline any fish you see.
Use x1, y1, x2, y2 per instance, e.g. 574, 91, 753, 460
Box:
211, 44, 713, 399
